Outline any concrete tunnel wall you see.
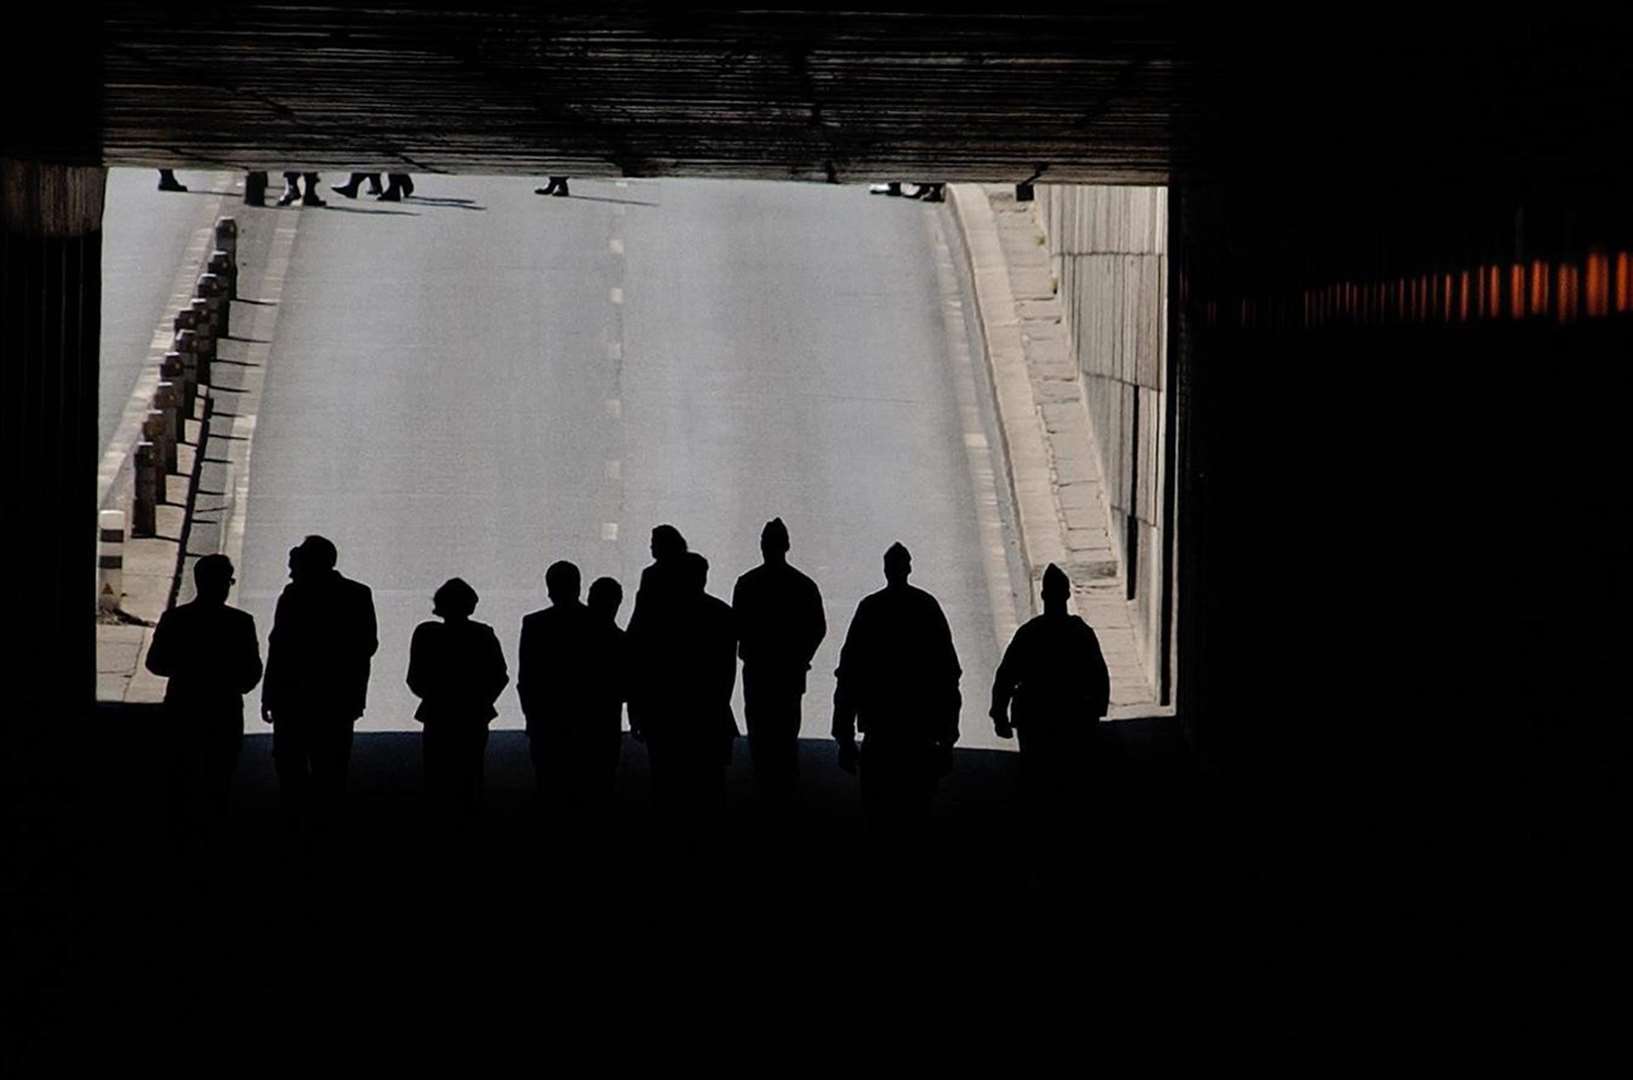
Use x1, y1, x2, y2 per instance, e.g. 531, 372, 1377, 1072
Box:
1033, 185, 1170, 700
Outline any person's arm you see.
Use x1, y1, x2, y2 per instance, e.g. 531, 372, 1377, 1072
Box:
989, 628, 1021, 739
236, 612, 264, 695
405, 623, 432, 701
359, 585, 379, 660
1086, 626, 1111, 718
261, 590, 289, 721
831, 605, 864, 772
802, 577, 827, 668
144, 610, 176, 678
487, 627, 510, 705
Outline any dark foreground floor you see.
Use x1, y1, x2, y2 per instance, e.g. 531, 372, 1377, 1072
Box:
7, 707, 1627, 1068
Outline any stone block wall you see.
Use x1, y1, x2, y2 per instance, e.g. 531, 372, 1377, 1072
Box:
1034, 185, 1169, 699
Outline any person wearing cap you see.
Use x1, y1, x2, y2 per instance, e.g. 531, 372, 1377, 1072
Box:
625, 524, 689, 743
989, 563, 1110, 819
261, 535, 378, 830
408, 577, 509, 818
731, 517, 826, 808
832, 542, 962, 829
145, 554, 263, 825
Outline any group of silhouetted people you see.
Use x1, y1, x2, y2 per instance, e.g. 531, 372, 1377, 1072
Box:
147, 521, 1111, 842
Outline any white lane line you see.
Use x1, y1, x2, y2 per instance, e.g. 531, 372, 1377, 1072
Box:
99, 175, 231, 509
223, 216, 301, 605
605, 459, 622, 481
609, 286, 624, 305
607, 341, 623, 361
927, 210, 1024, 655
602, 522, 619, 541
609, 238, 624, 255
605, 398, 622, 419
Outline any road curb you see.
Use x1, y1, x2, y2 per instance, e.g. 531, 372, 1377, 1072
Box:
945, 183, 1065, 591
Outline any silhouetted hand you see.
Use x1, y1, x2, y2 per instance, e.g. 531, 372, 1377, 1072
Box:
991, 711, 1014, 740
836, 739, 859, 775
261, 705, 274, 726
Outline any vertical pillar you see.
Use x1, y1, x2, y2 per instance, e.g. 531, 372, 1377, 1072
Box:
1, 160, 107, 723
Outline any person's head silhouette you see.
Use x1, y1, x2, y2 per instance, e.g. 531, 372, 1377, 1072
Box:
546, 561, 582, 606
588, 577, 623, 622
761, 517, 790, 564
883, 542, 912, 587
289, 534, 338, 584
1041, 562, 1070, 614
650, 524, 687, 562
194, 553, 235, 605
432, 577, 479, 622
680, 551, 709, 594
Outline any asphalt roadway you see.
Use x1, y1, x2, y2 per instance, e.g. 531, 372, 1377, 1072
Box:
231, 177, 1019, 747
98, 167, 230, 456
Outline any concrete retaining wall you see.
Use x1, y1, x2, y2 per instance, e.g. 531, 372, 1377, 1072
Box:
1034, 185, 1168, 696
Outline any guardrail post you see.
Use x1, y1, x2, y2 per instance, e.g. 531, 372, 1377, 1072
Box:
162, 351, 193, 417
142, 411, 172, 489
188, 303, 215, 384
209, 250, 236, 302
98, 510, 125, 613
154, 383, 181, 470
197, 272, 228, 338
133, 443, 159, 537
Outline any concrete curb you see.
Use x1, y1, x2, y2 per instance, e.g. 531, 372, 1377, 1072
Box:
946, 184, 1066, 589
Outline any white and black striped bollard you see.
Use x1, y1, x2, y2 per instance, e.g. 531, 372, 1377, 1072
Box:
98, 510, 125, 614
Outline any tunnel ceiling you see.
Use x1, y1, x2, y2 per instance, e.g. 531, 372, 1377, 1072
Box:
6, 5, 1629, 184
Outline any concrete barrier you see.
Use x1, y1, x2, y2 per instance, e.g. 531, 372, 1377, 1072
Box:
209, 249, 236, 302
154, 383, 181, 470
98, 510, 125, 613
161, 351, 193, 417
133, 443, 159, 536
196, 272, 228, 338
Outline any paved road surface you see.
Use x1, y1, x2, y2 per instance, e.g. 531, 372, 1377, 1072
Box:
234, 178, 1017, 748
99, 167, 231, 455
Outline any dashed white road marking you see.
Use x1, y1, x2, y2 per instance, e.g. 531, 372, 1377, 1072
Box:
605, 398, 622, 419
609, 286, 624, 305
605, 459, 622, 481
601, 522, 619, 541
609, 238, 624, 255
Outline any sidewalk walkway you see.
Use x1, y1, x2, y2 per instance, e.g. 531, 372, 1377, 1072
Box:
949, 184, 1159, 714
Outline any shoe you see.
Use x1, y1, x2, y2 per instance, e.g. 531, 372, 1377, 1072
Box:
277, 188, 301, 207
301, 193, 327, 207
869, 182, 903, 196
552, 180, 569, 197
366, 179, 384, 196
157, 173, 187, 193
534, 187, 553, 196
401, 176, 415, 197
332, 182, 360, 199
918, 184, 945, 203
377, 188, 401, 202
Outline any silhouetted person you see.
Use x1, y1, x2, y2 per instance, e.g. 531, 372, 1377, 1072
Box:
536, 177, 570, 197
832, 542, 961, 831
157, 169, 186, 193
408, 578, 509, 819
332, 172, 385, 199
731, 517, 825, 807
625, 525, 688, 741
145, 554, 262, 829
262, 535, 378, 831
278, 171, 326, 207
629, 551, 738, 816
991, 563, 1110, 820
518, 563, 626, 810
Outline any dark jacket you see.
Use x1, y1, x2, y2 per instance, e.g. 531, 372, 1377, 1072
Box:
731, 561, 826, 691
263, 570, 378, 719
406, 618, 509, 725
990, 612, 1110, 731
517, 602, 626, 738
832, 583, 961, 745
145, 600, 263, 718
628, 589, 739, 748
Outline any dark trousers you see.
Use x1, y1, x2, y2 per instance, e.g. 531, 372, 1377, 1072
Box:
743, 673, 802, 805
859, 739, 939, 830
423, 720, 490, 816
647, 733, 725, 817
529, 725, 621, 809
272, 713, 355, 825
168, 708, 244, 829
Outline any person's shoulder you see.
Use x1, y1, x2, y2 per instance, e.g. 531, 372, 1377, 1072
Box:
224, 605, 257, 629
